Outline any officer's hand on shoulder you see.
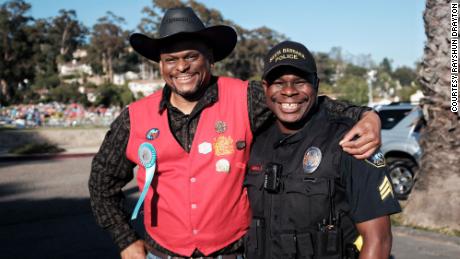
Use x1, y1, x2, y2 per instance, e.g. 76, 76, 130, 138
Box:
339, 111, 381, 159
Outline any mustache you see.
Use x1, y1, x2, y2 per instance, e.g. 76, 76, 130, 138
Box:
270, 96, 309, 103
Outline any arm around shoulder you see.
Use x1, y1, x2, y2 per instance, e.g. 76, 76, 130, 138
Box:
321, 96, 381, 159
340, 111, 381, 160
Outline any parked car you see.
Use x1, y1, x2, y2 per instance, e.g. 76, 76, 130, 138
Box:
375, 103, 424, 199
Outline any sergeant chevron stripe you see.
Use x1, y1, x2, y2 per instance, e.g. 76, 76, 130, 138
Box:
379, 176, 393, 200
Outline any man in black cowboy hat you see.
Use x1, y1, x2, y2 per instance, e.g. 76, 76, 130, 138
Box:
89, 7, 382, 259
245, 41, 400, 259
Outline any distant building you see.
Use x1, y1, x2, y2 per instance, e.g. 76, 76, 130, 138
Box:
128, 79, 164, 98
72, 49, 88, 59
113, 71, 140, 85
410, 90, 424, 104
59, 59, 93, 77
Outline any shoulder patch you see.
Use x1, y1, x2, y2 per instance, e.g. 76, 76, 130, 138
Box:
379, 175, 394, 200
365, 151, 386, 168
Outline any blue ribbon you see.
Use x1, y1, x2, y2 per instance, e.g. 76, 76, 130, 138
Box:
131, 142, 157, 220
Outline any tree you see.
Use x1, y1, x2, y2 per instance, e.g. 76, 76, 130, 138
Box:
402, 0, 460, 232
0, 0, 34, 104
87, 12, 129, 82
49, 9, 88, 63
344, 63, 368, 78
28, 18, 60, 90
95, 83, 134, 107
374, 71, 397, 101
315, 52, 337, 86
48, 82, 88, 105
336, 75, 369, 105
393, 66, 417, 86
379, 57, 393, 74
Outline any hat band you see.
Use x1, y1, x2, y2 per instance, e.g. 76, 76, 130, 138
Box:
163, 17, 201, 25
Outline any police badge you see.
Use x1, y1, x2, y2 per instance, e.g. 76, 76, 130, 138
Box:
365, 151, 386, 168
303, 147, 322, 174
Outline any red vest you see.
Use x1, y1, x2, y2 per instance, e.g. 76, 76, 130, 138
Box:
126, 77, 253, 256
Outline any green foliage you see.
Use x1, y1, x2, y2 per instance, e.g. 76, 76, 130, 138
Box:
0, 0, 35, 104
393, 66, 417, 86
397, 83, 420, 102
379, 57, 393, 74
49, 9, 88, 62
336, 75, 369, 105
95, 83, 134, 107
315, 52, 337, 85
345, 64, 367, 78
374, 71, 398, 99
32, 65, 60, 89
87, 11, 129, 81
317, 82, 335, 96
48, 83, 88, 105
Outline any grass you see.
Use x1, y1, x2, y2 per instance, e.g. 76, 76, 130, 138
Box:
9, 142, 65, 155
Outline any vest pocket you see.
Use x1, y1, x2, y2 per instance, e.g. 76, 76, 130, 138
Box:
282, 178, 330, 228
315, 228, 343, 259
245, 218, 265, 258
296, 232, 314, 259
280, 233, 297, 259
244, 172, 265, 214
279, 232, 314, 259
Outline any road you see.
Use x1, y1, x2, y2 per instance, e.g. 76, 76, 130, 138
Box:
1, 157, 459, 259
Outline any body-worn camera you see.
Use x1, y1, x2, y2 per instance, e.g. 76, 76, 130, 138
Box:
263, 163, 282, 193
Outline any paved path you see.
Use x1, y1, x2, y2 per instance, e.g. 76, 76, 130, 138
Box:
1, 157, 459, 259
0, 157, 140, 259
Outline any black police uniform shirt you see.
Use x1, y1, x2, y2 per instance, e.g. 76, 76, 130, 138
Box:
245, 97, 401, 258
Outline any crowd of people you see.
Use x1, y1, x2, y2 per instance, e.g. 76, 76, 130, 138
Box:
0, 102, 121, 128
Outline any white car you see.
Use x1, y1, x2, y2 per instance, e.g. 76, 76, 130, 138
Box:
375, 103, 424, 199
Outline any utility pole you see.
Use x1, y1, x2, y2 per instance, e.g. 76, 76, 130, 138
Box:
367, 69, 377, 107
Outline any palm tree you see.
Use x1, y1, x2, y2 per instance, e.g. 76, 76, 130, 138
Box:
402, 0, 460, 232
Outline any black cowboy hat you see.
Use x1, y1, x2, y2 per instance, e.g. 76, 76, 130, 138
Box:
129, 7, 237, 62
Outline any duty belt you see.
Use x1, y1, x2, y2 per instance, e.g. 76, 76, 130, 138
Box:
147, 246, 242, 259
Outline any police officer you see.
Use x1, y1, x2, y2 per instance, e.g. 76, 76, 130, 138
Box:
245, 41, 401, 259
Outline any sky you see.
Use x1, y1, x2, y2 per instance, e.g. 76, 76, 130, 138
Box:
19, 0, 426, 69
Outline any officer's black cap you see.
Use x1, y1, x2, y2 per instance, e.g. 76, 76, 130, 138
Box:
262, 40, 317, 80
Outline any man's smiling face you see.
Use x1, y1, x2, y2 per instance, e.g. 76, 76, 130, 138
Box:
263, 67, 317, 134
159, 40, 213, 100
